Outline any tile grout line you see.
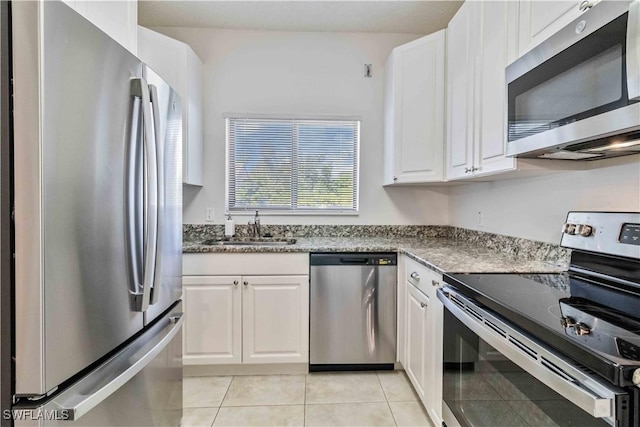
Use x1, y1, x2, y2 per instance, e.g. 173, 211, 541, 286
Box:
209, 407, 220, 427
210, 375, 234, 425
303, 374, 308, 427
377, 372, 399, 427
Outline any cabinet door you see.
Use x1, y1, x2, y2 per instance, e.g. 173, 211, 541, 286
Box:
518, 0, 589, 56
473, 1, 517, 177
383, 51, 398, 185
242, 275, 309, 364
184, 47, 204, 186
445, 2, 474, 180
137, 27, 204, 187
397, 257, 407, 365
424, 277, 444, 426
63, 0, 138, 54
393, 31, 445, 183
405, 284, 428, 400
182, 276, 242, 365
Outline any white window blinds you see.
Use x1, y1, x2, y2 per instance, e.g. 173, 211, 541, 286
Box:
227, 117, 359, 212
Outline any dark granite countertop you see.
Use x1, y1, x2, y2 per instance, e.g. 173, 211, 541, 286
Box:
183, 236, 568, 274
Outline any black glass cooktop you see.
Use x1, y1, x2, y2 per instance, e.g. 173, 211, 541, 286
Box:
444, 272, 640, 387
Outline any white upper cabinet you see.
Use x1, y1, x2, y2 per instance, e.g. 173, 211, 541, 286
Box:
446, 1, 519, 180
383, 30, 446, 185
62, 0, 138, 55
445, 3, 474, 180
138, 26, 204, 186
473, 1, 519, 175
518, 0, 599, 57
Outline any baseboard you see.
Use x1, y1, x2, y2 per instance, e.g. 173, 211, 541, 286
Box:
183, 363, 309, 376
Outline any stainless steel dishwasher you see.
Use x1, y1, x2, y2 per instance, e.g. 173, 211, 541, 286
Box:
309, 253, 397, 372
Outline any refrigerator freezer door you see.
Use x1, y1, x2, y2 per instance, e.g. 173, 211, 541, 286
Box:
13, 302, 183, 427
13, 1, 145, 395
142, 65, 183, 326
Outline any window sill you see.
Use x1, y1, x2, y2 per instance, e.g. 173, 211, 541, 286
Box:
227, 210, 359, 217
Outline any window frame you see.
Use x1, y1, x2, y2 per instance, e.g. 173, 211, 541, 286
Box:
224, 114, 361, 216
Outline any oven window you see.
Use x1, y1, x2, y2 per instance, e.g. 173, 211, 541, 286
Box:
443, 310, 610, 427
508, 13, 632, 142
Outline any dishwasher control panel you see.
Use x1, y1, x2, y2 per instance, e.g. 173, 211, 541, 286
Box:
309, 253, 397, 266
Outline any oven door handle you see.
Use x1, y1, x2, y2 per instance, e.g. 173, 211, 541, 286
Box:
437, 287, 625, 420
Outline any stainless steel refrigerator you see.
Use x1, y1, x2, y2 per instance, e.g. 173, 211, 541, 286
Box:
2, 1, 184, 425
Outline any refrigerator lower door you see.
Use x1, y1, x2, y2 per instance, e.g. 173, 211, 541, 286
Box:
142, 65, 183, 326
13, 302, 183, 427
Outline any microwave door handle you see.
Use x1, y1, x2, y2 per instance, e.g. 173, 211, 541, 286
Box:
148, 84, 163, 306
627, 0, 640, 100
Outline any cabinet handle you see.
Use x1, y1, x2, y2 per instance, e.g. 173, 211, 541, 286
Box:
464, 168, 471, 173
233, 280, 239, 286
432, 280, 439, 287
393, 176, 398, 181
410, 272, 420, 281
243, 281, 248, 286
471, 166, 479, 172
420, 302, 427, 308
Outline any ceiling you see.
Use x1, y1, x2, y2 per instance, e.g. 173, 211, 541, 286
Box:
137, 1, 463, 35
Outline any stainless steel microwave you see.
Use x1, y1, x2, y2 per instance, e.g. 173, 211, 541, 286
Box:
506, 0, 640, 160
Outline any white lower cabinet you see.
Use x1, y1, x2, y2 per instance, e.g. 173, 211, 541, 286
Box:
405, 284, 429, 399
183, 273, 309, 366
401, 256, 444, 426
242, 275, 309, 364
183, 276, 242, 365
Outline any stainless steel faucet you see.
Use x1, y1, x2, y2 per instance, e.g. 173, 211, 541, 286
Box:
248, 210, 261, 238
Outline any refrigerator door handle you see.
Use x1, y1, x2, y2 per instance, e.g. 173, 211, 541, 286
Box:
148, 84, 163, 306
130, 77, 158, 312
46, 313, 184, 421
126, 84, 144, 310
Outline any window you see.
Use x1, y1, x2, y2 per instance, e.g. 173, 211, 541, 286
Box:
226, 117, 359, 213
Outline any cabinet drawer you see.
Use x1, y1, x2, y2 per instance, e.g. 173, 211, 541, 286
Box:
405, 258, 442, 299
183, 253, 309, 276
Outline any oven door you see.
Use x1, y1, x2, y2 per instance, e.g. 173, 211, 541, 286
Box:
438, 287, 630, 427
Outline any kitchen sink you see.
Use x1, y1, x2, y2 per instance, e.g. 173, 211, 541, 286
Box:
201, 238, 297, 246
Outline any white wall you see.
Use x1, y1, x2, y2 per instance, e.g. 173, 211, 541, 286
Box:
152, 27, 449, 225
449, 156, 640, 244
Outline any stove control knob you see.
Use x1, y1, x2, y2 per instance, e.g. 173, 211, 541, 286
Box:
574, 322, 591, 336
563, 223, 577, 235
576, 224, 593, 237
633, 369, 640, 388
561, 316, 576, 328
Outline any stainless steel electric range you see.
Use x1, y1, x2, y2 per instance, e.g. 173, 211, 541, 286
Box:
440, 212, 640, 427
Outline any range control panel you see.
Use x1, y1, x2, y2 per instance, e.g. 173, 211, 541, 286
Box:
620, 223, 640, 246
561, 212, 640, 259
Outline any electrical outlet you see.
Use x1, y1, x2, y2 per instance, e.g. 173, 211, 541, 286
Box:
477, 211, 483, 227
205, 208, 215, 222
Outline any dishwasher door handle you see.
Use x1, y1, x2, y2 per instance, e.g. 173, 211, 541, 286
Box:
340, 257, 369, 264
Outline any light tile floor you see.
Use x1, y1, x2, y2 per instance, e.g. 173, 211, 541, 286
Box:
182, 371, 433, 427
